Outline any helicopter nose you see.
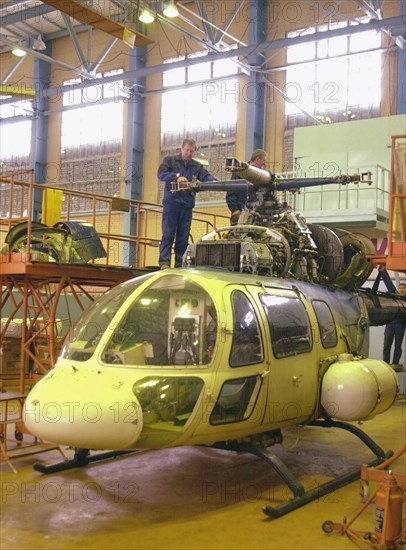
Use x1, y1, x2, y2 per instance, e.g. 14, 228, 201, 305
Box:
23, 370, 143, 450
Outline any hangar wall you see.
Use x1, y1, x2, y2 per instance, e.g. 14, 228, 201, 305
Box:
0, 1, 402, 204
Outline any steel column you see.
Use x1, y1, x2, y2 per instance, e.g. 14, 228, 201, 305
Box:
397, 48, 406, 115
123, 46, 146, 267
30, 40, 51, 222
245, 0, 267, 159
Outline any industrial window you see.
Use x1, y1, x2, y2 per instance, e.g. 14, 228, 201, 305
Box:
160, 53, 238, 184
230, 291, 263, 367
0, 100, 32, 159
259, 294, 312, 358
312, 300, 337, 348
285, 19, 382, 126
210, 375, 262, 425
59, 70, 124, 208
161, 52, 238, 135
61, 69, 124, 148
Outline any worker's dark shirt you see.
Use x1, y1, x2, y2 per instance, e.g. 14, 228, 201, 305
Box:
226, 170, 258, 213
158, 154, 215, 208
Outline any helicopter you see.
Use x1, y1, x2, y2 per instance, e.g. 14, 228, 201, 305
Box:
23, 161, 406, 518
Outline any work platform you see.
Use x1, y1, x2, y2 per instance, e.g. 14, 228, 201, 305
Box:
0, 254, 148, 392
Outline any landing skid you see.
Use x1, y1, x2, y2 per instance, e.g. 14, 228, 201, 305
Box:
33, 447, 138, 474
213, 419, 392, 519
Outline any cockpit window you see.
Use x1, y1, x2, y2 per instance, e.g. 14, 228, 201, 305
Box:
230, 290, 263, 367
102, 275, 217, 367
260, 293, 312, 358
60, 276, 151, 362
133, 376, 204, 434
312, 300, 337, 348
210, 376, 262, 424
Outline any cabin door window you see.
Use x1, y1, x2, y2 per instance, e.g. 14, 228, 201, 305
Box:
259, 294, 312, 358
229, 290, 263, 367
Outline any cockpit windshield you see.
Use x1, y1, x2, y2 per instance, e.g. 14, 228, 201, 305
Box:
102, 275, 217, 367
61, 274, 154, 362
62, 273, 217, 367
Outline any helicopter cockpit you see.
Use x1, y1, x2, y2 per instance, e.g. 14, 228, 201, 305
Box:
61, 274, 218, 368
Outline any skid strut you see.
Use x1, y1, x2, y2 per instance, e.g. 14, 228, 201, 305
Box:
33, 448, 139, 474
213, 420, 392, 519
262, 419, 391, 518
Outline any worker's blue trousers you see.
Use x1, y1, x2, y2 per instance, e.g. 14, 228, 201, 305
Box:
159, 202, 192, 267
383, 320, 406, 364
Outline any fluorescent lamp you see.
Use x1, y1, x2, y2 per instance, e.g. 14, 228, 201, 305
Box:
163, 2, 179, 17
139, 9, 155, 23
12, 47, 26, 57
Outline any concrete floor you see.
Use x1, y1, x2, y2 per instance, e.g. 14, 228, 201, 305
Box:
1, 397, 405, 550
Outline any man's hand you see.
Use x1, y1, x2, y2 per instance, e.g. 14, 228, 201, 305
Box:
176, 176, 188, 184
230, 210, 241, 225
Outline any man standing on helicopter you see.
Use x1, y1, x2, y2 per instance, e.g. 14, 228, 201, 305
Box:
158, 138, 215, 269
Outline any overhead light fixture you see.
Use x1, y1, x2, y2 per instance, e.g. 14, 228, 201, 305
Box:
32, 34, 46, 51
163, 1, 179, 17
139, 9, 155, 24
12, 46, 26, 57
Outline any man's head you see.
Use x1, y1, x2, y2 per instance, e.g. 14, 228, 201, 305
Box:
250, 149, 267, 169
181, 138, 197, 162
398, 283, 406, 295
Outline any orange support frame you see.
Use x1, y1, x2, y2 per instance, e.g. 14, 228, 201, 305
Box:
386, 134, 406, 273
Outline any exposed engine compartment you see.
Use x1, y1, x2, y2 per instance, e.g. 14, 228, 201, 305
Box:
183, 158, 375, 291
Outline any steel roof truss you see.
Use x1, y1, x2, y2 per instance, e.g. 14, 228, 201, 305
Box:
62, 12, 90, 73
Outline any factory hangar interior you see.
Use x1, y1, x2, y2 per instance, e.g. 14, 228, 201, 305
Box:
0, 1, 405, 549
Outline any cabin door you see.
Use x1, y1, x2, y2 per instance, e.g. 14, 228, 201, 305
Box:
246, 285, 319, 425
191, 284, 271, 442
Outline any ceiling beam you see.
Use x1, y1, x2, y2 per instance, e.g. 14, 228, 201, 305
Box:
0, 33, 95, 80
213, 0, 245, 46
61, 12, 89, 72
0, 56, 25, 83
0, 4, 55, 27
194, 0, 215, 45
39, 0, 152, 47
0, 14, 403, 103
355, 0, 382, 20
89, 37, 118, 73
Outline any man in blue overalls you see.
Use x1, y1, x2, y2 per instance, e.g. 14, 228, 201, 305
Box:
158, 138, 215, 269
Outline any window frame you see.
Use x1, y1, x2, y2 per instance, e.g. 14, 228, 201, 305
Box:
259, 293, 313, 359
312, 299, 338, 349
210, 375, 263, 425
229, 290, 264, 368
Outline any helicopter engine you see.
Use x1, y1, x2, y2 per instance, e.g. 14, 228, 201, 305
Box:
183, 158, 375, 290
